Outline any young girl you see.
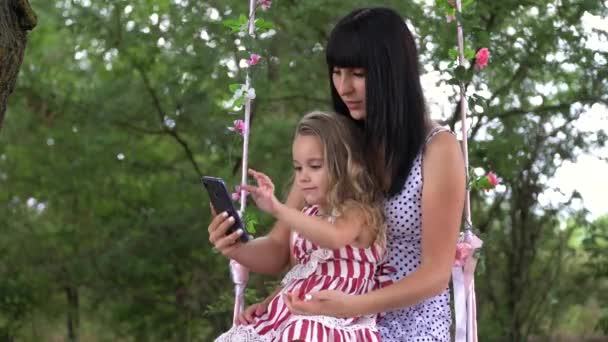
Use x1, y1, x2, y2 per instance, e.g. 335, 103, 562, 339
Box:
215, 111, 387, 341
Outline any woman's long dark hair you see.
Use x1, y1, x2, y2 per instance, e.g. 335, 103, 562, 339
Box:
326, 7, 428, 197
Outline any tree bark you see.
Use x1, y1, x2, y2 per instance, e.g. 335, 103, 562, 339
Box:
0, 0, 37, 130
65, 285, 80, 342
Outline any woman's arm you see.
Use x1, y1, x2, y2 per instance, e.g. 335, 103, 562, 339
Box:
208, 182, 303, 275
352, 132, 465, 314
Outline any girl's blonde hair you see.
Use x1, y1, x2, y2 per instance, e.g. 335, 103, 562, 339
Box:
295, 111, 386, 248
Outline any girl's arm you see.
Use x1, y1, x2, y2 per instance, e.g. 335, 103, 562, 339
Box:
208, 182, 303, 275
238, 230, 299, 325
272, 203, 364, 250
243, 170, 364, 250
351, 132, 465, 315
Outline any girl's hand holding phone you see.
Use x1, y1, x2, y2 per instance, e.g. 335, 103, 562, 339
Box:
207, 208, 244, 256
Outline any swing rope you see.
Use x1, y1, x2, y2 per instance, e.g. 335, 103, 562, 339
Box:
453, 1, 483, 341
229, 0, 257, 326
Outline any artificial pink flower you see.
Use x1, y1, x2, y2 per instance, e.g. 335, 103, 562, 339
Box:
231, 185, 248, 201
487, 171, 499, 187
475, 48, 490, 69
248, 53, 261, 66
231, 191, 240, 201
454, 242, 473, 267
257, 0, 271, 11
228, 119, 246, 136
445, 0, 456, 21
471, 170, 500, 192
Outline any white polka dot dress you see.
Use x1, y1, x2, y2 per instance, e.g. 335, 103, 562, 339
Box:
377, 127, 453, 342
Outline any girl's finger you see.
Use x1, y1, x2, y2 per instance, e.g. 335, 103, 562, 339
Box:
253, 172, 266, 185
260, 174, 275, 190
253, 173, 272, 190
240, 184, 259, 194
215, 229, 243, 249
208, 215, 234, 246
243, 309, 253, 323
208, 211, 228, 235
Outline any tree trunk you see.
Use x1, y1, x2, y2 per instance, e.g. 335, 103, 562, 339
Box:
0, 0, 37, 130
65, 286, 80, 342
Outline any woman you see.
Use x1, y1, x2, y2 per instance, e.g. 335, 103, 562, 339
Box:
208, 7, 465, 341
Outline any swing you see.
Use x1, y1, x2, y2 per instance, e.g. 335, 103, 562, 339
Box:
223, 1, 483, 341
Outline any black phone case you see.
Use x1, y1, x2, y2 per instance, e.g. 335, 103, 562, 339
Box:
202, 176, 250, 243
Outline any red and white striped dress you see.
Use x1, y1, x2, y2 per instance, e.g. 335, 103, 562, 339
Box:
216, 205, 386, 341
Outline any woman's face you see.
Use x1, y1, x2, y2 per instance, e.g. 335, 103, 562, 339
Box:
331, 67, 367, 120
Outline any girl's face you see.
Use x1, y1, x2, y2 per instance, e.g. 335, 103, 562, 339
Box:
292, 134, 329, 208
332, 67, 367, 120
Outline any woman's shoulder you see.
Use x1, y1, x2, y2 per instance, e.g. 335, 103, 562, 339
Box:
424, 124, 460, 157
422, 123, 462, 166
422, 125, 465, 180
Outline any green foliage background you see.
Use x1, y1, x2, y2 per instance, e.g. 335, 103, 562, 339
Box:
1, 0, 607, 341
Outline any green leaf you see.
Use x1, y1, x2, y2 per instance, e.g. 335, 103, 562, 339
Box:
246, 220, 257, 234
243, 211, 258, 234
465, 47, 476, 60
435, 0, 452, 11
462, 0, 475, 9
454, 65, 467, 81
234, 96, 245, 108
223, 15, 250, 33
472, 94, 487, 108
223, 19, 242, 33
447, 78, 460, 85
229, 83, 242, 92
455, 11, 465, 24
468, 97, 476, 112
448, 48, 458, 60
254, 18, 275, 33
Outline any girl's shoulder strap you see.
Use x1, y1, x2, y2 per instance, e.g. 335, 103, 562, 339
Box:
302, 205, 320, 216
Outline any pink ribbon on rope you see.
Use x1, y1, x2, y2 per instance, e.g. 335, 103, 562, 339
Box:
230, 259, 250, 324
452, 229, 483, 342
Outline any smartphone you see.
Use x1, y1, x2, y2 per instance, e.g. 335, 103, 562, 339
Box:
202, 176, 250, 243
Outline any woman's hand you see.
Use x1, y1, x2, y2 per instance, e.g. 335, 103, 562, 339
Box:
235, 300, 270, 325
283, 290, 356, 318
207, 207, 244, 257
241, 169, 282, 216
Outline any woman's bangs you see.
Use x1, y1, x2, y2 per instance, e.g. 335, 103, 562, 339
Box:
326, 23, 371, 69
